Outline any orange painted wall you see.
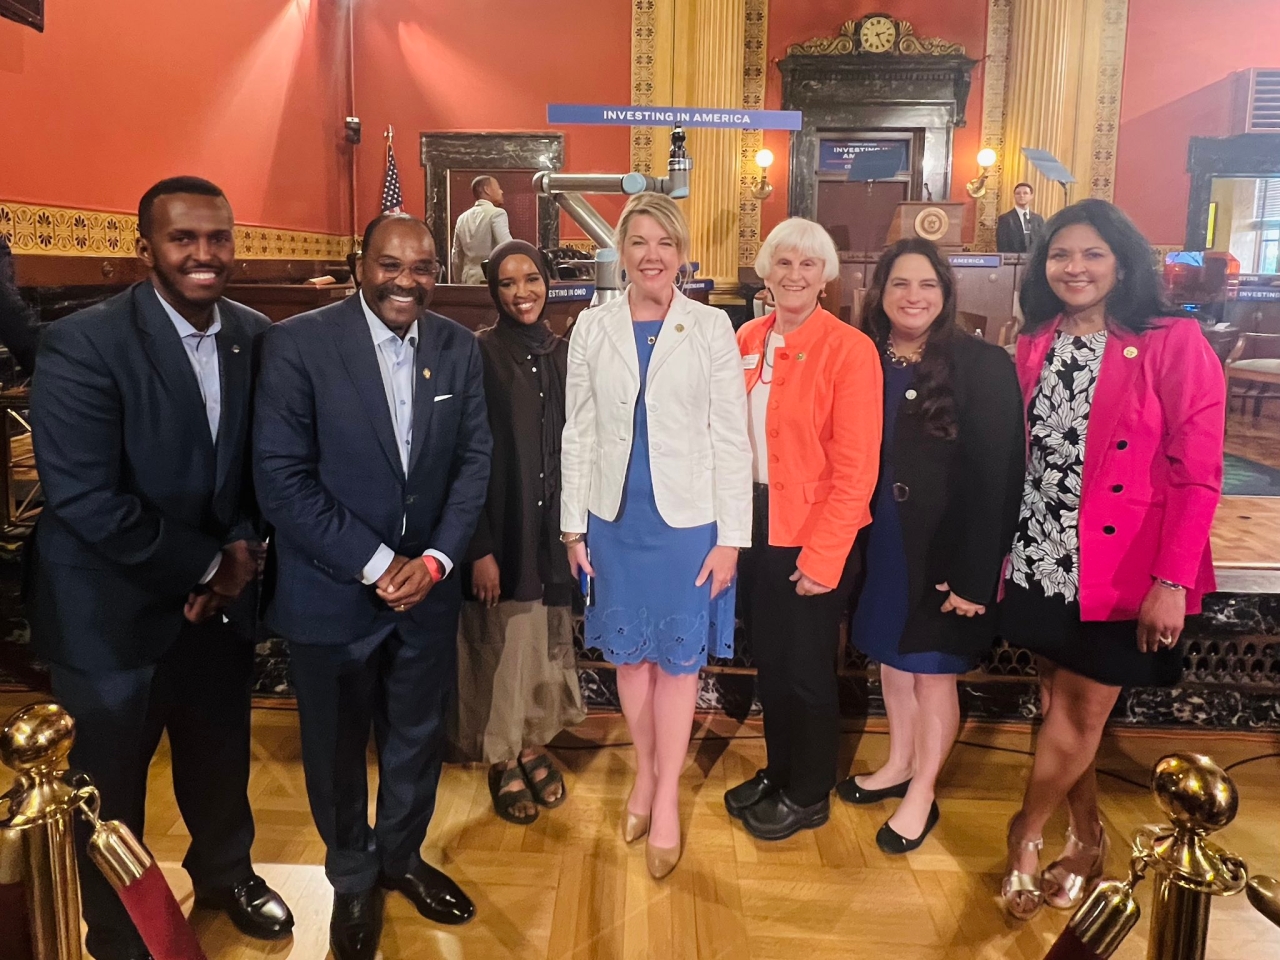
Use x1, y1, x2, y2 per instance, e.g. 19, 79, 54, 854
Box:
0, 0, 350, 234
351, 0, 633, 238
1114, 0, 1280, 246
761, 1, 989, 237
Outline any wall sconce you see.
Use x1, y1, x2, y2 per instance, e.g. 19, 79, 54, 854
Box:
966, 148, 998, 198
752, 148, 775, 201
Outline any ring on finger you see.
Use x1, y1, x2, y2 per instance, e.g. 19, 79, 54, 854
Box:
1158, 634, 1176, 647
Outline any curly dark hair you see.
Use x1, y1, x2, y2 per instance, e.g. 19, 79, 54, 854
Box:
1018, 198, 1178, 333
860, 238, 959, 440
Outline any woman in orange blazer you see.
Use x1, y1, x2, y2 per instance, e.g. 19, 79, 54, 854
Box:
724, 218, 883, 840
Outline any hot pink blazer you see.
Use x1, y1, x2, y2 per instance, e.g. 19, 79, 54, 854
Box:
1015, 317, 1225, 620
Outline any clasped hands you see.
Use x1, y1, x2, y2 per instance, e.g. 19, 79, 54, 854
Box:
184, 539, 265, 623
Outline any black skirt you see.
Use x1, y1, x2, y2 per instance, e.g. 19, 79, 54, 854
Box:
1000, 581, 1182, 688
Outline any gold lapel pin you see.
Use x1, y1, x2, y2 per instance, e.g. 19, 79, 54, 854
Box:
675, 323, 685, 333
422, 368, 432, 380
1123, 346, 1138, 359
231, 344, 241, 353
796, 352, 805, 361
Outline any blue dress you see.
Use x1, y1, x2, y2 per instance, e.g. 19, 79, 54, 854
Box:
851, 361, 972, 675
584, 320, 735, 675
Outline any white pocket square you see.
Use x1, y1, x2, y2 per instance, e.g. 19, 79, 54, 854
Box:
434, 394, 453, 402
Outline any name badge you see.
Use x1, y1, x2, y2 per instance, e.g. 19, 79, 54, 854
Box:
743, 354, 761, 369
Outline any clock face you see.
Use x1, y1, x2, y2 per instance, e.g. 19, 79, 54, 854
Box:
859, 16, 897, 54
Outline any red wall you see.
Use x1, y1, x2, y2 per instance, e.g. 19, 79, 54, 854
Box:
1114, 0, 1280, 246
352, 0, 633, 238
761, 1, 989, 237
0, 0, 350, 234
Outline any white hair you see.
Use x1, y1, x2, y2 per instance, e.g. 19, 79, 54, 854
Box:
755, 217, 840, 283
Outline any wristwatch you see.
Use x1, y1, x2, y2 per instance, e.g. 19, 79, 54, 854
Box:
1154, 577, 1185, 591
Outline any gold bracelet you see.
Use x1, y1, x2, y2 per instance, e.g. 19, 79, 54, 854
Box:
560, 532, 585, 545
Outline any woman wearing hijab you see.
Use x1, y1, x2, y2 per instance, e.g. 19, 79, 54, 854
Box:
455, 240, 586, 825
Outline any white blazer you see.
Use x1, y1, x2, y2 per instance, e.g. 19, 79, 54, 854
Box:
561, 287, 752, 547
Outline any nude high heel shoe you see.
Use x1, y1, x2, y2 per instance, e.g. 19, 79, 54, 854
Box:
622, 810, 650, 844
645, 835, 682, 880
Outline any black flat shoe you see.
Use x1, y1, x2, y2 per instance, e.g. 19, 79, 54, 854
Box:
724, 769, 782, 819
876, 801, 940, 855
329, 887, 384, 960
742, 791, 829, 841
193, 874, 294, 940
834, 775, 912, 806
381, 861, 476, 925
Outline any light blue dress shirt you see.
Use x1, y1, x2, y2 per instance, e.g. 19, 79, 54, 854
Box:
357, 293, 453, 585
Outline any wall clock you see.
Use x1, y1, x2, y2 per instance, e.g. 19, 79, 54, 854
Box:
858, 15, 898, 54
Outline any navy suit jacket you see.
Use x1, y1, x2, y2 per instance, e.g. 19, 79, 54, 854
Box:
253, 293, 491, 645
28, 282, 269, 670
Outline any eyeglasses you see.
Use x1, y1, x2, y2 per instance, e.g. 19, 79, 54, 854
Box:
373, 259, 443, 280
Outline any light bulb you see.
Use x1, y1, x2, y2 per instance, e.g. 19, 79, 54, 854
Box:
976, 148, 997, 169
755, 149, 775, 170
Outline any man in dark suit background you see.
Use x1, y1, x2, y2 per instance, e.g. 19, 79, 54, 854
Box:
29, 177, 293, 960
253, 214, 491, 960
996, 182, 1046, 253
0, 235, 40, 375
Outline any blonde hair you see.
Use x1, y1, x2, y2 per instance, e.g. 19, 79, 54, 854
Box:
614, 193, 691, 267
755, 217, 840, 283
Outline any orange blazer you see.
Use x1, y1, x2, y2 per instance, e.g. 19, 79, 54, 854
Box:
737, 307, 883, 587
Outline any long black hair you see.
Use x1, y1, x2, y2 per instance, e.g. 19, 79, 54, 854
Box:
861, 238, 959, 440
1019, 198, 1178, 334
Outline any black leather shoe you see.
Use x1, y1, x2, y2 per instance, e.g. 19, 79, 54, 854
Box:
742, 791, 830, 841
380, 861, 475, 925
330, 887, 385, 960
724, 769, 782, 819
875, 801, 940, 855
193, 874, 294, 940
834, 775, 912, 806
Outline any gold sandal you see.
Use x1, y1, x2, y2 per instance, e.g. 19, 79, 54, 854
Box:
1042, 823, 1108, 910
1002, 819, 1045, 921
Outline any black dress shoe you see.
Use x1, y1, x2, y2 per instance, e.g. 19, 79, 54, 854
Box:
330, 887, 385, 960
834, 775, 912, 806
380, 861, 475, 925
875, 801, 940, 855
724, 769, 782, 819
741, 791, 829, 841
193, 874, 294, 940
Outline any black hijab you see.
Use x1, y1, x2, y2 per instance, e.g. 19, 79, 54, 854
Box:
486, 240, 557, 355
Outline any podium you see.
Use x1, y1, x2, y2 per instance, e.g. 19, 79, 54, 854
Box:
885, 202, 965, 250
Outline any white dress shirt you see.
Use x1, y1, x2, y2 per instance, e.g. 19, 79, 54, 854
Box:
357, 294, 454, 584
450, 200, 513, 284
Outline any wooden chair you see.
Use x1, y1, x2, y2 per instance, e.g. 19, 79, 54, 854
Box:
1225, 332, 1280, 424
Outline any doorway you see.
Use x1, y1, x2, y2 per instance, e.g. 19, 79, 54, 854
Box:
813, 132, 921, 255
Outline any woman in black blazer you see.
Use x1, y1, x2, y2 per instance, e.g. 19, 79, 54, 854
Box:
836, 239, 1025, 853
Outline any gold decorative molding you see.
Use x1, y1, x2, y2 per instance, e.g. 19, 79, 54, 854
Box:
787, 19, 965, 57
0, 201, 352, 259
976, 0, 1013, 250
559, 238, 597, 254
738, 0, 767, 268
1087, 0, 1128, 201
629, 0, 658, 175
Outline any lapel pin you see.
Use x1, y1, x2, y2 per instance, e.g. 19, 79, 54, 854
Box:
231, 344, 241, 353
796, 352, 805, 361
422, 368, 432, 380
675, 323, 685, 333
905, 389, 918, 400
1123, 346, 1138, 359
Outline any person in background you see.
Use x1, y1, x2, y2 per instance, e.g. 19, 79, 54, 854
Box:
560, 192, 751, 879
1000, 199, 1225, 920
996, 182, 1046, 254
451, 176, 513, 284
29, 176, 293, 960
837, 239, 1024, 854
254, 214, 490, 959
0, 235, 40, 375
456, 239, 586, 825
724, 217, 882, 841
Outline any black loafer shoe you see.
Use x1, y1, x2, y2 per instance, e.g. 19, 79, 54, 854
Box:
329, 887, 384, 960
724, 769, 782, 819
742, 790, 830, 841
875, 801, 940, 855
381, 861, 476, 926
193, 874, 294, 940
834, 775, 912, 806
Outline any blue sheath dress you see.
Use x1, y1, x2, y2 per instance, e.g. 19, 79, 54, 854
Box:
584, 320, 735, 675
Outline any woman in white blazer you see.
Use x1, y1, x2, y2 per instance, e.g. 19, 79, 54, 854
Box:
561, 193, 752, 878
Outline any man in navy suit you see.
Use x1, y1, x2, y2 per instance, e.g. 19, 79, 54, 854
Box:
254, 213, 491, 960
29, 177, 293, 960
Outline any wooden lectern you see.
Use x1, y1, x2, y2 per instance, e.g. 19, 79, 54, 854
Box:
885, 201, 965, 250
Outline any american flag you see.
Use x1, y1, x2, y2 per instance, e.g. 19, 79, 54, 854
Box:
381, 139, 404, 214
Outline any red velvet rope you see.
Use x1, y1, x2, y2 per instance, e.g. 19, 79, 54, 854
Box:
0, 880, 34, 960
112, 863, 208, 960
1043, 927, 1105, 960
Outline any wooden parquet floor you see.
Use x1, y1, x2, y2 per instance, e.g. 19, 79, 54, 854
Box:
2, 694, 1278, 959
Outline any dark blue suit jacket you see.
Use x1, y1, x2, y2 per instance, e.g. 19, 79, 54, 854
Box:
253, 293, 491, 645
28, 282, 269, 670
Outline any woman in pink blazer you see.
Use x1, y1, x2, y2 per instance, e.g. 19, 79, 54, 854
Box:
1000, 200, 1224, 920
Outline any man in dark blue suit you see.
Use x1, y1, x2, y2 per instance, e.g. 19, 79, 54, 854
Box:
29, 177, 294, 960
254, 214, 491, 960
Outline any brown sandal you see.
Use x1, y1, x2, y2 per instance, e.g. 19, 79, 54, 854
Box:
519, 753, 568, 809
489, 764, 539, 825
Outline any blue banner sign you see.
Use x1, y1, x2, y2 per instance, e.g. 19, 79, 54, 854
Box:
819, 139, 908, 175
1237, 274, 1280, 287
950, 255, 1003, 268
1237, 288, 1280, 301
548, 104, 803, 130
546, 284, 594, 302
